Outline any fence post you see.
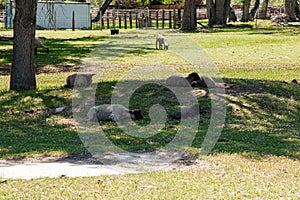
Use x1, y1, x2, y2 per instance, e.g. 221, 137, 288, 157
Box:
54, 10, 56, 31
129, 11, 133, 29
124, 13, 127, 29
156, 10, 159, 29
148, 11, 152, 27
72, 11, 75, 31
100, 11, 103, 30
118, 15, 122, 29
106, 12, 110, 29
112, 11, 116, 29
169, 10, 172, 29
101, 12, 104, 29
173, 9, 177, 29
162, 10, 165, 29
135, 12, 138, 28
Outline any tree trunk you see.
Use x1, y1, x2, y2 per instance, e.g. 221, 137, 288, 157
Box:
259, 0, 269, 19
241, 0, 251, 22
181, 0, 196, 31
285, 0, 299, 21
207, 0, 216, 27
249, 0, 260, 20
207, 0, 230, 27
216, 0, 230, 24
296, 0, 300, 19
10, 0, 37, 90
92, 0, 113, 22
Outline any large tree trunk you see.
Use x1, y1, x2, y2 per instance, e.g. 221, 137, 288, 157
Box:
181, 0, 196, 31
207, 0, 230, 27
249, 0, 260, 20
10, 0, 37, 90
285, 0, 299, 21
216, 0, 230, 24
259, 0, 269, 19
241, 0, 251, 22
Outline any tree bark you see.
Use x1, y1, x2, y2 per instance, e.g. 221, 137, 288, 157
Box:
10, 0, 37, 90
181, 0, 196, 31
285, 0, 299, 21
207, 0, 230, 27
241, 0, 251, 22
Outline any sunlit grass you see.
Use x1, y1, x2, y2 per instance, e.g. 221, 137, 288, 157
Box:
0, 154, 299, 199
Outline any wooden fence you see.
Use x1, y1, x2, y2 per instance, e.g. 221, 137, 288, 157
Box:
92, 9, 189, 30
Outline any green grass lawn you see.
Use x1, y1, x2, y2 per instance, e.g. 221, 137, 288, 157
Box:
0, 22, 299, 198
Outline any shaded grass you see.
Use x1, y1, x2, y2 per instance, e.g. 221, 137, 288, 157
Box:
0, 75, 299, 159
0, 86, 85, 158
0, 30, 109, 74
217, 78, 300, 160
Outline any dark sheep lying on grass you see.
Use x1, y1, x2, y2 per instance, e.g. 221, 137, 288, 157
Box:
166, 72, 216, 88
186, 72, 216, 88
87, 104, 143, 122
64, 73, 95, 88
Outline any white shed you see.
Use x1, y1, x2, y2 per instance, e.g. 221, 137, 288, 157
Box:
36, 2, 91, 29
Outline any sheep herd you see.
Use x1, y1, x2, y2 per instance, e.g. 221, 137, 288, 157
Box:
66, 72, 216, 123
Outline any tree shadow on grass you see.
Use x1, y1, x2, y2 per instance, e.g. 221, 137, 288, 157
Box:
0, 35, 156, 75
0, 88, 85, 159
196, 23, 300, 35
211, 78, 300, 160
0, 77, 299, 160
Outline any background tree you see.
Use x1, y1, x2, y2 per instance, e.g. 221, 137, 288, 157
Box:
249, 0, 260, 20
207, 0, 231, 27
10, 0, 37, 90
92, 0, 113, 22
285, 0, 300, 21
259, 0, 269, 19
181, 0, 196, 31
241, 0, 251, 22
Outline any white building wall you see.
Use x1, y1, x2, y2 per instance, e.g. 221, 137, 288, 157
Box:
36, 2, 91, 29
